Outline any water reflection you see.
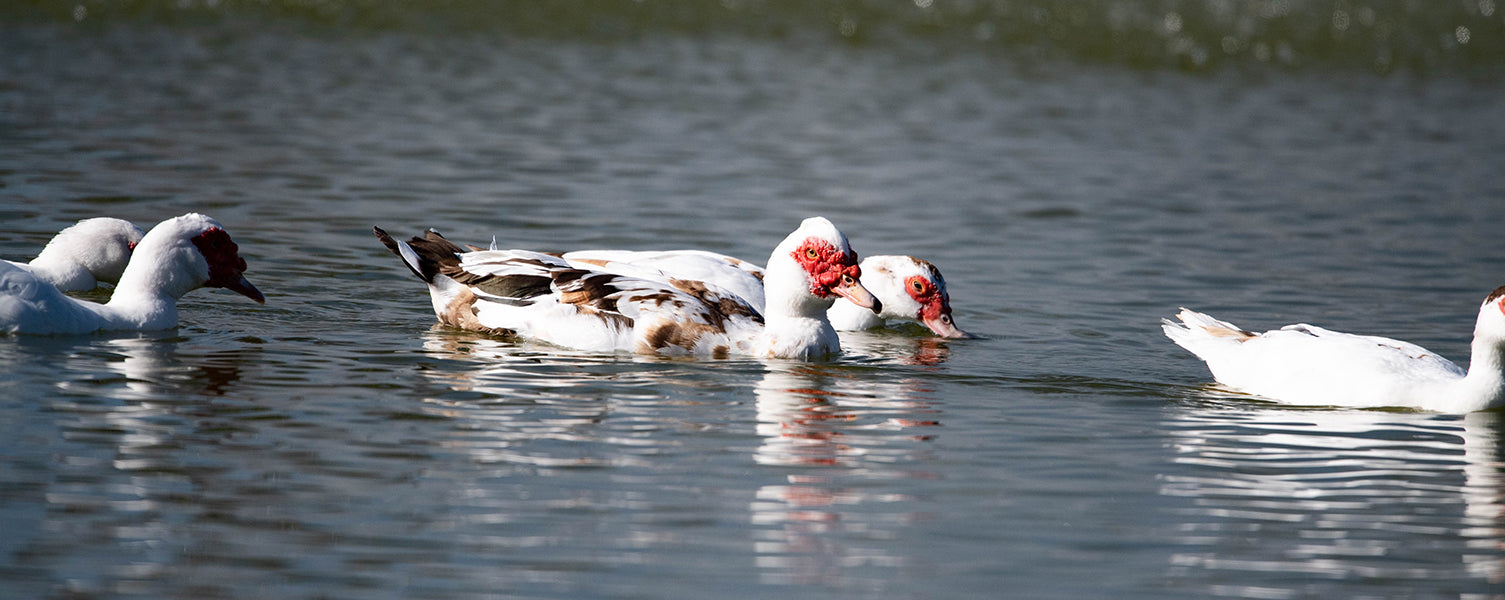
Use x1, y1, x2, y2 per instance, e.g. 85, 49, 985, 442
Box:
414, 329, 947, 590
750, 361, 942, 586
1161, 407, 1505, 597
9, 335, 248, 596
838, 329, 955, 367
416, 331, 650, 468
752, 362, 942, 468
53, 336, 245, 400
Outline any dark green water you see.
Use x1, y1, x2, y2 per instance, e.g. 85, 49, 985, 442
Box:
2, 5, 1505, 599
8, 0, 1505, 73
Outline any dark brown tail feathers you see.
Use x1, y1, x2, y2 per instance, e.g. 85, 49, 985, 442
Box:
374, 226, 466, 284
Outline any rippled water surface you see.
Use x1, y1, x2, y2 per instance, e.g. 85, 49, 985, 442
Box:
3, 7, 1505, 599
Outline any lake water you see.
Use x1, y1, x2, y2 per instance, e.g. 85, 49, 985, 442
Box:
3, 2, 1505, 598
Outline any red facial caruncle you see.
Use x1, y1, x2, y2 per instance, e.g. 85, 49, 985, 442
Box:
791, 238, 860, 297
905, 274, 952, 322
186, 223, 264, 304
191, 228, 248, 284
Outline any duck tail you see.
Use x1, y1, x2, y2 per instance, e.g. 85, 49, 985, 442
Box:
374, 226, 467, 284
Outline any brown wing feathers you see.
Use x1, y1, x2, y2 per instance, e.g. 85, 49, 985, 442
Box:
378, 227, 761, 352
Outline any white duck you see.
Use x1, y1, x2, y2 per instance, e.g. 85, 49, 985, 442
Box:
559, 251, 971, 338
0, 213, 265, 335
5, 217, 145, 291
1162, 287, 1505, 412
825, 255, 971, 338
375, 216, 880, 359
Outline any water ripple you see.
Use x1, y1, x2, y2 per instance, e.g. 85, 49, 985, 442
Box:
1161, 408, 1505, 596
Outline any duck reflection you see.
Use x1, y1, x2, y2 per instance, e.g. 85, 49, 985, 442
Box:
67, 335, 246, 399
51, 335, 250, 462
417, 329, 685, 467
417, 328, 638, 403
750, 360, 942, 586
752, 363, 941, 467
15, 335, 250, 595
837, 329, 955, 367
415, 328, 949, 588
1160, 406, 1505, 594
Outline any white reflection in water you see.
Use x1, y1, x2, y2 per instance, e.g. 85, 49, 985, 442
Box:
417, 329, 947, 590
1161, 407, 1505, 596
749, 358, 942, 586
54, 335, 243, 457
30, 336, 245, 595
417, 332, 647, 468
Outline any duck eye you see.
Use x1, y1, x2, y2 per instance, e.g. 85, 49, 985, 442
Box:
805, 248, 819, 260
911, 279, 925, 293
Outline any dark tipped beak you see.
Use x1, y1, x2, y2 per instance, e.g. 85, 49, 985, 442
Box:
225, 275, 266, 304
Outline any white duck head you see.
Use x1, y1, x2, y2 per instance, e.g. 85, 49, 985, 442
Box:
31, 217, 146, 286
856, 255, 973, 339
762, 217, 879, 319
1471, 285, 1505, 361
112, 213, 264, 307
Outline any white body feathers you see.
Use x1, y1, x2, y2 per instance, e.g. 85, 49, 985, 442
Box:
1163, 293, 1505, 412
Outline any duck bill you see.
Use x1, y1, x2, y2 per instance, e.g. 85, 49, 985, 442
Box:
923, 314, 976, 339
224, 275, 267, 304
832, 280, 881, 314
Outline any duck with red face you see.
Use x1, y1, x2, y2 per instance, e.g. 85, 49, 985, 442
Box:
788, 235, 879, 315
559, 243, 971, 339
737, 216, 881, 358
826, 255, 973, 339
377, 216, 878, 360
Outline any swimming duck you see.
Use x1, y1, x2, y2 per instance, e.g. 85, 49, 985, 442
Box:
0, 213, 265, 335
559, 251, 970, 338
1162, 288, 1505, 412
5, 217, 145, 291
375, 217, 880, 359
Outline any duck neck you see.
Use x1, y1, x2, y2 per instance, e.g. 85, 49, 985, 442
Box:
758, 258, 840, 358
104, 242, 196, 329
1458, 335, 1505, 411
827, 297, 884, 330
762, 262, 835, 322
